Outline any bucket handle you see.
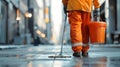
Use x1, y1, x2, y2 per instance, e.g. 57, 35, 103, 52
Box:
91, 8, 101, 22
91, 9, 103, 22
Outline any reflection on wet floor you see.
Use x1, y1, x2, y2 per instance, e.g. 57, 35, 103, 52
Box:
0, 56, 120, 67
52, 56, 120, 67
72, 57, 107, 67
0, 45, 120, 67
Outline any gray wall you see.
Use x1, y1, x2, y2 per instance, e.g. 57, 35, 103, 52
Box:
117, 0, 120, 31
0, 1, 8, 43
8, 3, 16, 43
109, 0, 116, 32
0, 0, 28, 44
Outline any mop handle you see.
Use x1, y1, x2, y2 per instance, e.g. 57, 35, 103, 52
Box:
59, 13, 67, 55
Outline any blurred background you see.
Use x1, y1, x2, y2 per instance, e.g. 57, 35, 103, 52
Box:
0, 0, 120, 46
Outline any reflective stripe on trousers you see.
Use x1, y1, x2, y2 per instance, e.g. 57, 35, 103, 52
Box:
72, 43, 90, 52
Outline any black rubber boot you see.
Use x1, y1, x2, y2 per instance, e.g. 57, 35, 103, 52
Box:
73, 52, 81, 57
82, 52, 88, 57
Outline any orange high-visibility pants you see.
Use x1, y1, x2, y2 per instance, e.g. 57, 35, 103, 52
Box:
68, 11, 91, 52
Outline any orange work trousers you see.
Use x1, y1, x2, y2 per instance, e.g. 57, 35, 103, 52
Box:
68, 11, 91, 52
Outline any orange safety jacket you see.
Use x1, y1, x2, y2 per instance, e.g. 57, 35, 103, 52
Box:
62, 0, 100, 12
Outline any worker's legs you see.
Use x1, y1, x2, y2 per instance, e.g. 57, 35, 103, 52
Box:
68, 11, 91, 57
81, 12, 91, 54
68, 11, 83, 53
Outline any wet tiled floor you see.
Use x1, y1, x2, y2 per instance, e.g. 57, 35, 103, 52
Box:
0, 45, 120, 67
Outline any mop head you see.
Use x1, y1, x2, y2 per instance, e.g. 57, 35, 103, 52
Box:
48, 55, 71, 58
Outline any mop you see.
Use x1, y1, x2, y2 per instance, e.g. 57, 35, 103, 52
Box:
48, 12, 71, 58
